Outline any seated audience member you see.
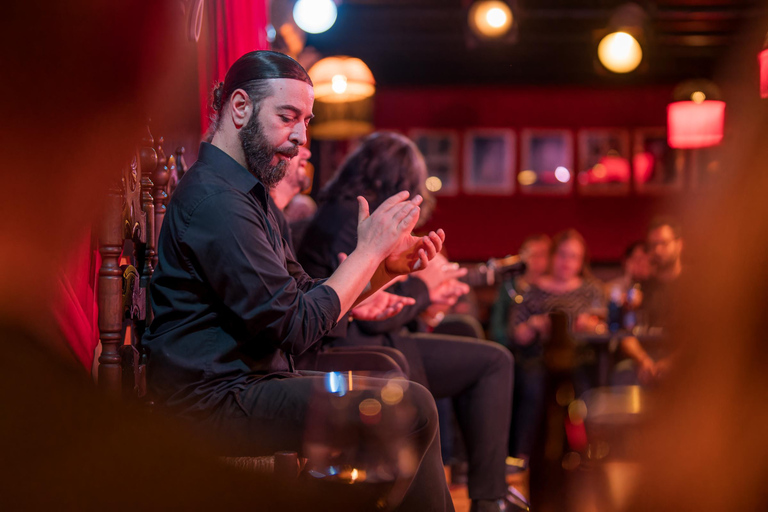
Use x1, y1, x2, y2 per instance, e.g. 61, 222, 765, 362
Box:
298, 131, 516, 512
143, 51, 455, 512
617, 217, 683, 385
605, 240, 651, 301
489, 234, 551, 347
269, 145, 316, 249
508, 229, 604, 460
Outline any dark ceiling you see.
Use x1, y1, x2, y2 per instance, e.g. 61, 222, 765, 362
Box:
303, 0, 768, 86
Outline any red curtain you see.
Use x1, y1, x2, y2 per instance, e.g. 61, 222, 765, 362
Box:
198, 0, 270, 136
53, 231, 100, 371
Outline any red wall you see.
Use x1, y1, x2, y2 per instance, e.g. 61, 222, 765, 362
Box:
373, 85, 680, 262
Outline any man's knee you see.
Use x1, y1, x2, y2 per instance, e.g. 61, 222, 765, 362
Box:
405, 381, 439, 437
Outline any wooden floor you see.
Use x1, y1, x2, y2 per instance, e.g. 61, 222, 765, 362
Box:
447, 467, 529, 512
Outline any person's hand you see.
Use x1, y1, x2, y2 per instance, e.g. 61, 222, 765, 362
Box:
638, 357, 658, 385
528, 314, 551, 336
413, 253, 468, 292
428, 279, 470, 306
574, 313, 602, 333
383, 228, 445, 277
355, 191, 423, 262
351, 290, 416, 321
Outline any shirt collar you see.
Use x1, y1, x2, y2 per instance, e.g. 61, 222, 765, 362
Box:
197, 142, 269, 209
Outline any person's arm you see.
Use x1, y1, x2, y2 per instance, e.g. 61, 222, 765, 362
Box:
186, 193, 343, 357
509, 291, 549, 345
620, 335, 657, 382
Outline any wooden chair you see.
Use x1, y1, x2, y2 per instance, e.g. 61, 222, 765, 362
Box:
96, 125, 170, 399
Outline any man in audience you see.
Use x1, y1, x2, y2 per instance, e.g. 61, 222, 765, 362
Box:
144, 50, 454, 511
618, 217, 682, 384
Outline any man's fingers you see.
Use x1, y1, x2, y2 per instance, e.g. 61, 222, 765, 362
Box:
378, 190, 411, 212
412, 248, 428, 271
409, 194, 423, 206
421, 235, 437, 260
357, 196, 370, 224
337, 252, 348, 264
398, 204, 421, 232
428, 231, 444, 255
391, 202, 417, 224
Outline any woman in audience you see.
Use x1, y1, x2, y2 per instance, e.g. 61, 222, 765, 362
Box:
298, 131, 517, 512
507, 229, 604, 461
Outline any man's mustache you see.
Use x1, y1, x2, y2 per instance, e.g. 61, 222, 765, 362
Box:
277, 145, 299, 158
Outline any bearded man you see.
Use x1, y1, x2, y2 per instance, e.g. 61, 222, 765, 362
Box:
144, 51, 453, 511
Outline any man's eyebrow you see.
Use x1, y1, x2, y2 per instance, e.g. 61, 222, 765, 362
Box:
277, 104, 314, 120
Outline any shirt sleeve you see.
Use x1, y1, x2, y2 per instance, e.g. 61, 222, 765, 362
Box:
182, 192, 341, 356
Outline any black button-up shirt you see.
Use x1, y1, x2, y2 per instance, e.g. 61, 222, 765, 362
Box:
144, 142, 341, 416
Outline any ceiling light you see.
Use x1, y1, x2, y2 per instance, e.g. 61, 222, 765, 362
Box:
597, 31, 642, 73
293, 0, 337, 34
469, 1, 513, 39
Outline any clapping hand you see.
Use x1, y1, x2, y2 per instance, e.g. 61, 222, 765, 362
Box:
351, 290, 416, 321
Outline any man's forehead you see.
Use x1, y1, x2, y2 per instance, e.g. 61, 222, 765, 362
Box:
266, 78, 314, 107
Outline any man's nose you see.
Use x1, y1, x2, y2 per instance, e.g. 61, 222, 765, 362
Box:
290, 123, 307, 147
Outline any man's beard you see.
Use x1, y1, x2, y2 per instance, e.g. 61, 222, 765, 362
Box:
239, 110, 298, 188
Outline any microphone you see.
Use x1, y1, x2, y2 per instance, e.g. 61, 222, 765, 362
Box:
461, 255, 528, 287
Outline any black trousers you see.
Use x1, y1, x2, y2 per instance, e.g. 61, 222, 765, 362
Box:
334, 329, 514, 501
200, 373, 454, 512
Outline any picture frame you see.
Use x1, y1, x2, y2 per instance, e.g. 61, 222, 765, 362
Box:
409, 129, 460, 196
519, 129, 574, 195
462, 128, 516, 195
632, 128, 684, 194
576, 128, 631, 196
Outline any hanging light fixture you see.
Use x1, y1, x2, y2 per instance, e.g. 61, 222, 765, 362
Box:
598, 31, 642, 73
667, 80, 725, 149
293, 0, 337, 34
308, 56, 375, 103
307, 56, 376, 139
468, 0, 514, 39
596, 3, 646, 74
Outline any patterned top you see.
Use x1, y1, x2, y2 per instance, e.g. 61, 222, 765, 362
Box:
510, 279, 604, 346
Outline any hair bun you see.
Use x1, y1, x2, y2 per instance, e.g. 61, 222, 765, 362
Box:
211, 81, 225, 112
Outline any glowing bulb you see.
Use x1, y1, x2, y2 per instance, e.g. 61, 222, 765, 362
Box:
293, 0, 337, 34
331, 74, 348, 94
555, 166, 571, 183
518, 170, 537, 186
486, 7, 507, 28
691, 91, 706, 103
469, 1, 513, 38
425, 176, 442, 192
597, 31, 643, 73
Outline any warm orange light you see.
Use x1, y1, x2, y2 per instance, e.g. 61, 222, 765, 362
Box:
667, 100, 725, 149
598, 31, 642, 73
308, 56, 376, 103
469, 1, 513, 39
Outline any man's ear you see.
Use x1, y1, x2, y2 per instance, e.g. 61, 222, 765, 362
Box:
229, 89, 251, 129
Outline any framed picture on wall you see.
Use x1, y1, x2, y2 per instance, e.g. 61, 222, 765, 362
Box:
519, 129, 574, 195
410, 129, 459, 195
632, 128, 684, 194
577, 129, 631, 196
463, 129, 516, 195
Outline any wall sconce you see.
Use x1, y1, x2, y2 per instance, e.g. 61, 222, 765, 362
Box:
667, 80, 725, 149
